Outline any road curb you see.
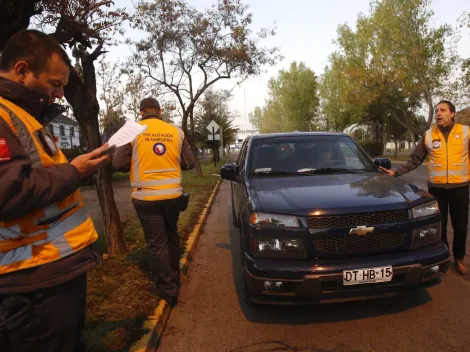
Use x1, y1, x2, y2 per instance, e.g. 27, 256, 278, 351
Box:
129, 177, 223, 352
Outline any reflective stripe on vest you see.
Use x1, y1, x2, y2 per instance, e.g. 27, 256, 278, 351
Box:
425, 124, 470, 184
131, 178, 181, 188
0, 207, 89, 264
130, 119, 184, 201
0, 98, 98, 275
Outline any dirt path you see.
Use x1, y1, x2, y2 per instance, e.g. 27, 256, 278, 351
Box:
81, 181, 136, 235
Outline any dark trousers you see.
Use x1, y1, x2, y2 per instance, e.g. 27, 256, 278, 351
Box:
133, 197, 182, 298
0, 274, 87, 352
428, 186, 469, 260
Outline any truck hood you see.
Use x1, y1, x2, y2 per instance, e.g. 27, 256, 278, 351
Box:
248, 173, 430, 216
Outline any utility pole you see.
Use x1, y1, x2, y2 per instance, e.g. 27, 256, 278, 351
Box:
220, 122, 224, 157
244, 89, 247, 136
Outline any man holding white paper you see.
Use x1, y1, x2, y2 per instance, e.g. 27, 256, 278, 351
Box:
113, 97, 195, 307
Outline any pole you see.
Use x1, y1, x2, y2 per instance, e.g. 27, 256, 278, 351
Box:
220, 122, 224, 158
244, 89, 247, 136
212, 126, 216, 167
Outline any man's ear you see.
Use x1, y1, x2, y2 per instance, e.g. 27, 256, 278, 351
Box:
13, 61, 30, 84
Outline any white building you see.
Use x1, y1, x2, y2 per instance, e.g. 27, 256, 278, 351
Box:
232, 128, 260, 149
47, 115, 81, 149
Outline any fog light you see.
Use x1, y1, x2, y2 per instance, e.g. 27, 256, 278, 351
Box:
430, 265, 439, 273
264, 280, 284, 290
411, 223, 441, 249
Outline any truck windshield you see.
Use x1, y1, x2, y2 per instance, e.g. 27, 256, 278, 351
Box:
248, 135, 377, 175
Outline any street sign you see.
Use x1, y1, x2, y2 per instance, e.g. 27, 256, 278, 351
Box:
206, 120, 221, 167
206, 120, 220, 133
208, 134, 221, 141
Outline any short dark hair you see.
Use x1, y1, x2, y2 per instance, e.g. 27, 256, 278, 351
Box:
436, 100, 456, 114
0, 29, 71, 76
140, 97, 161, 110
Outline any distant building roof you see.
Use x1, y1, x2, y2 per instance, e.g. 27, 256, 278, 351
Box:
51, 115, 79, 126
343, 123, 368, 134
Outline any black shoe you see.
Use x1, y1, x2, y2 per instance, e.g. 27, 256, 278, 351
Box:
163, 296, 178, 308
148, 286, 178, 307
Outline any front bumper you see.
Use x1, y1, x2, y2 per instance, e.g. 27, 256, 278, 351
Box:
244, 242, 450, 304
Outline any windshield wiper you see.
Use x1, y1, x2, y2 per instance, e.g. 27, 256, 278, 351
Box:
297, 168, 365, 174
252, 170, 310, 176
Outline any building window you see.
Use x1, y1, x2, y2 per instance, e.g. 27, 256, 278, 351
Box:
48, 124, 54, 135
60, 125, 65, 136
71, 127, 75, 137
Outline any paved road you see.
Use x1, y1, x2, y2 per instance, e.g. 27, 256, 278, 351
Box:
159, 173, 470, 352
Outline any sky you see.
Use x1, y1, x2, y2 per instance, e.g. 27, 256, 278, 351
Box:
107, 0, 470, 131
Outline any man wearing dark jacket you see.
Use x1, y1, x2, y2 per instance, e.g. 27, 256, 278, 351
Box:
380, 100, 470, 275
0, 30, 111, 351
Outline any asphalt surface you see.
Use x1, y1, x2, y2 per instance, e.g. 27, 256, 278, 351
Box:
159, 164, 470, 352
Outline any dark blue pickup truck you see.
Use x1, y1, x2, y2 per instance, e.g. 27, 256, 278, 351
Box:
220, 132, 449, 304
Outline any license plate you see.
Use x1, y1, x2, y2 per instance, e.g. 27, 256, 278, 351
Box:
343, 266, 393, 286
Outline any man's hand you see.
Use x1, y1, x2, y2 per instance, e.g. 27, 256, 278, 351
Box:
379, 166, 396, 176
70, 143, 112, 179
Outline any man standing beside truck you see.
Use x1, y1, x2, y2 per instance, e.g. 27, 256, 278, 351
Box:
380, 100, 469, 275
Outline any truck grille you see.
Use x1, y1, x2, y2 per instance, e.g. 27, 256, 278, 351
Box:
306, 210, 409, 229
313, 232, 406, 254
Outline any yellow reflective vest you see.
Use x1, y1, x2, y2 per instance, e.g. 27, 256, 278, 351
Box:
424, 123, 470, 184
0, 97, 98, 276
130, 118, 184, 201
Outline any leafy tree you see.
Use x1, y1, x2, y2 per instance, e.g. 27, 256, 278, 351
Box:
248, 106, 263, 130
97, 58, 127, 140
194, 89, 238, 154
320, 0, 460, 151
129, 0, 281, 174
368, 0, 460, 127
251, 61, 320, 133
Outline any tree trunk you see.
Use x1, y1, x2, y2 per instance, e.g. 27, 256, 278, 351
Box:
190, 108, 195, 135
183, 131, 203, 176
408, 130, 416, 148
426, 93, 434, 128
394, 139, 399, 160
64, 59, 127, 256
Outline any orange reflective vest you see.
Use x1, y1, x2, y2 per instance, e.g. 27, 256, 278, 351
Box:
424, 123, 470, 184
0, 97, 98, 276
130, 118, 184, 201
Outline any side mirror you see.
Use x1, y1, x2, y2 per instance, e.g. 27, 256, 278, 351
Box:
220, 163, 240, 182
374, 158, 392, 170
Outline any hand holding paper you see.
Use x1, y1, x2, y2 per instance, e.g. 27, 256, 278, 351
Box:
107, 120, 148, 148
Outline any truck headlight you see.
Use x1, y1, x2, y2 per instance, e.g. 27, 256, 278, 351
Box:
249, 212, 299, 228
412, 201, 439, 219
411, 223, 441, 249
253, 237, 306, 259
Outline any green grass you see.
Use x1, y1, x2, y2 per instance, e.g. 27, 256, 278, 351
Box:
84, 159, 225, 352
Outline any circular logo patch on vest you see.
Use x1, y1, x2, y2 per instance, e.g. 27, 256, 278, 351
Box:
455, 134, 460, 139
153, 143, 166, 156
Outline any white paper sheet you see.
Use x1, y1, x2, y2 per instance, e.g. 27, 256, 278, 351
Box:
107, 120, 147, 147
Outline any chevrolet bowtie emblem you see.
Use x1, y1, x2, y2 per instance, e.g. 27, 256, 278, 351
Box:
349, 226, 374, 236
